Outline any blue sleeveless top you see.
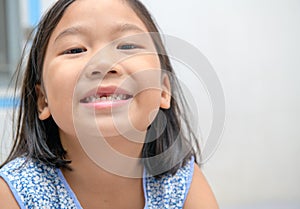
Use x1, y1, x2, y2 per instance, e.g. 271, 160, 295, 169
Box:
0, 157, 194, 209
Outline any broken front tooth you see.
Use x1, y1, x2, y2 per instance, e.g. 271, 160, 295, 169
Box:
100, 96, 107, 101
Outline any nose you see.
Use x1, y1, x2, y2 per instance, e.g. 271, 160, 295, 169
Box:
84, 62, 121, 80
84, 50, 122, 80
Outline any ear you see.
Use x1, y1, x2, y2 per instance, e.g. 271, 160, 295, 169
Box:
35, 85, 51, 120
160, 74, 171, 109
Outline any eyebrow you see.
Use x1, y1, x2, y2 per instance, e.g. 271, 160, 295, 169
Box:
54, 26, 84, 43
116, 23, 145, 34
54, 23, 146, 43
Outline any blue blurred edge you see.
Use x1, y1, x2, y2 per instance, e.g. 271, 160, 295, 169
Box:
29, 0, 41, 26
0, 97, 19, 109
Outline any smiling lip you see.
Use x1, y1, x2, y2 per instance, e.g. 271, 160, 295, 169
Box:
80, 86, 133, 109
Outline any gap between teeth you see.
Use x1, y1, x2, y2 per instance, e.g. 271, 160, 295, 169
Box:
85, 94, 128, 102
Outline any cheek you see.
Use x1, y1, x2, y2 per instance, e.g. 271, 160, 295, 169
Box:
124, 55, 162, 131
123, 53, 161, 73
48, 80, 76, 135
43, 63, 82, 136
129, 89, 162, 131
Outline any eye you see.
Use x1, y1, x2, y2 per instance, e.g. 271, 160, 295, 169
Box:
117, 44, 141, 50
63, 48, 87, 54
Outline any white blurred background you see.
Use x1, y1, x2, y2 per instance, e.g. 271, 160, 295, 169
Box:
0, 0, 299, 208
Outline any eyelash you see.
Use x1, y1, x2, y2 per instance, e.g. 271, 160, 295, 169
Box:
117, 43, 141, 50
63, 48, 87, 55
62, 43, 141, 55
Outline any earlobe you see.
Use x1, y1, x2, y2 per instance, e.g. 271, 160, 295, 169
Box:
160, 74, 171, 109
36, 85, 51, 120
39, 107, 51, 120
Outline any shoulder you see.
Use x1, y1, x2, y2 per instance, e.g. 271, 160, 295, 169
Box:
0, 157, 79, 208
144, 157, 194, 208
0, 157, 59, 208
0, 157, 30, 209
0, 157, 58, 187
0, 177, 20, 209
183, 164, 219, 209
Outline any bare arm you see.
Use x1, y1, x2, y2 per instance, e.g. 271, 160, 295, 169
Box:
183, 164, 219, 209
0, 177, 20, 209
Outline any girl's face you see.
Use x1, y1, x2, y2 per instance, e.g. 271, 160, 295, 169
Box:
38, 0, 170, 140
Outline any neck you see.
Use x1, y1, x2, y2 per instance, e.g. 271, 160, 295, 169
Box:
59, 131, 146, 208
59, 130, 145, 180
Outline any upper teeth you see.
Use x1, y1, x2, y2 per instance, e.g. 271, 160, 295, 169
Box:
83, 94, 129, 103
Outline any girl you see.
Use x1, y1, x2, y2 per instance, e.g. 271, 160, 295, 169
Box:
0, 0, 219, 208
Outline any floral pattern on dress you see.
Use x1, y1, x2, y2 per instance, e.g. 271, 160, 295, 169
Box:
0, 157, 78, 209
144, 159, 194, 209
0, 157, 194, 209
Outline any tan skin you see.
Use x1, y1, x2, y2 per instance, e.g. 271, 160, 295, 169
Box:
0, 0, 219, 208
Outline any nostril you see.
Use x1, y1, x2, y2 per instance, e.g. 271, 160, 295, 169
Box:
91, 71, 101, 76
109, 70, 118, 74
85, 67, 120, 79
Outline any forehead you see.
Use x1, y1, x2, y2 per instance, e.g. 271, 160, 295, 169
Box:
50, 0, 148, 37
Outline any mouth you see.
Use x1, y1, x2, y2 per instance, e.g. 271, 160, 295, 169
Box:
79, 86, 133, 109
80, 93, 133, 103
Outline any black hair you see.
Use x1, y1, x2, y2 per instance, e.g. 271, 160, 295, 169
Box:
0, 0, 200, 178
